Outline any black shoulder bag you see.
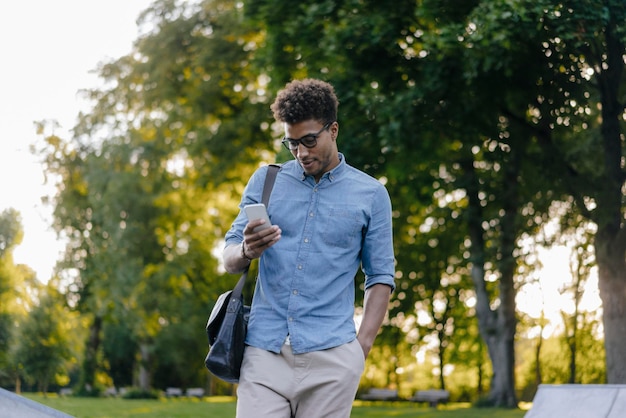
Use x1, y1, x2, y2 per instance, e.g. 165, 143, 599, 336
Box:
205, 164, 280, 383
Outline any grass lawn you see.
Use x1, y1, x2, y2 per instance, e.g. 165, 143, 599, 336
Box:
24, 393, 529, 418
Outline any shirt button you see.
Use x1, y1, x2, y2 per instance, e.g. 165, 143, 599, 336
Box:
309, 212, 314, 217
293, 290, 298, 295
304, 238, 309, 243
297, 265, 303, 270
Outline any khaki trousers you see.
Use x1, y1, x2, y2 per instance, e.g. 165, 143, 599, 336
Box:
236, 339, 365, 418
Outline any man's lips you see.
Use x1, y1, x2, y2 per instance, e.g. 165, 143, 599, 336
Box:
299, 159, 315, 168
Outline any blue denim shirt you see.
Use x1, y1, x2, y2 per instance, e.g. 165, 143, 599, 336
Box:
224, 154, 395, 354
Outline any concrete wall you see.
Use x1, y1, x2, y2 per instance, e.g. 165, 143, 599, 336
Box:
525, 384, 626, 418
0, 388, 74, 418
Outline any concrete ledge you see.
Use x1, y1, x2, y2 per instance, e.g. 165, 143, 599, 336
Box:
0, 388, 74, 418
525, 384, 626, 418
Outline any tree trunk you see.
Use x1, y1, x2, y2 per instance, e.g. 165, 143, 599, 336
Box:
568, 252, 583, 384
393, 328, 401, 391
535, 321, 543, 386
477, 340, 485, 396
466, 204, 518, 407
477, 286, 517, 407
593, 19, 626, 385
138, 342, 152, 391
561, 300, 577, 384
568, 331, 576, 384
492, 192, 519, 408
595, 229, 626, 383
78, 315, 102, 395
463, 145, 519, 408
438, 339, 446, 390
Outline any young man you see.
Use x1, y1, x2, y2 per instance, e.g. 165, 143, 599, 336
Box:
223, 78, 395, 418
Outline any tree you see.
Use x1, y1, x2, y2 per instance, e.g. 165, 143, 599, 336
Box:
0, 208, 28, 390
13, 283, 73, 393
455, 0, 625, 384
533, 0, 625, 384
0, 208, 24, 311
557, 224, 597, 383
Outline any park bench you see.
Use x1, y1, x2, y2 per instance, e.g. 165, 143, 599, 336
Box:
360, 388, 399, 401
104, 387, 117, 397
186, 387, 205, 397
59, 388, 73, 396
410, 389, 450, 407
165, 387, 183, 397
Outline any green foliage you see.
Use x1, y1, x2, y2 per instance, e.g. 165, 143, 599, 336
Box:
102, 322, 137, 389
0, 208, 23, 259
0, 209, 24, 385
151, 298, 212, 389
121, 388, 161, 399
12, 284, 75, 392
0, 209, 25, 314
516, 322, 606, 402
33, 0, 283, 394
0, 312, 13, 384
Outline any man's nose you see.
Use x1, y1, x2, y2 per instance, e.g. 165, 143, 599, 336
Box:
295, 143, 309, 157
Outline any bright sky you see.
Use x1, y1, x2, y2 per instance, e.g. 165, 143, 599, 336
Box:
517, 245, 602, 336
0, 1, 154, 281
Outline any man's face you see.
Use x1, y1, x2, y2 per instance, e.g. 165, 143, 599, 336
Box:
284, 120, 339, 182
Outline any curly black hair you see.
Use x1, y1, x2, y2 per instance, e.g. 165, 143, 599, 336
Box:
270, 79, 338, 124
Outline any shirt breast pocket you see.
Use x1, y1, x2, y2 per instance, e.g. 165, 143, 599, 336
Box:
321, 207, 362, 248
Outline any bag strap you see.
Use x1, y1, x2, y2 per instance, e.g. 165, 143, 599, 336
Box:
262, 163, 280, 207
232, 164, 281, 299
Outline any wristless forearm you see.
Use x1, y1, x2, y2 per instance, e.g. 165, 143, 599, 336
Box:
358, 284, 392, 357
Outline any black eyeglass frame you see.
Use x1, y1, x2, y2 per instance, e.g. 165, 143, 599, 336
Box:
281, 122, 333, 151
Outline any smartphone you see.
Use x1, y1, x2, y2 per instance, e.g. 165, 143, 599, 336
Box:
244, 203, 272, 232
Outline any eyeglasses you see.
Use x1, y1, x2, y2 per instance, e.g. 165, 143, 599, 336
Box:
281, 122, 332, 151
